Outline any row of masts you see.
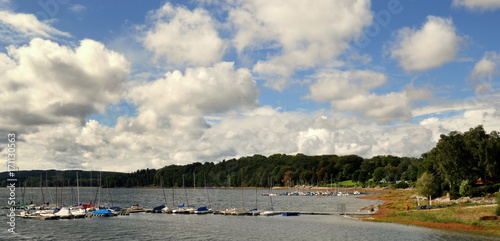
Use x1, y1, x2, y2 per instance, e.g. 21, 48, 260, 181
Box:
15, 171, 282, 212
15, 171, 110, 209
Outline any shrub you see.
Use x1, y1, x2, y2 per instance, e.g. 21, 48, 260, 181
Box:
449, 189, 461, 200
459, 180, 472, 197
395, 182, 409, 189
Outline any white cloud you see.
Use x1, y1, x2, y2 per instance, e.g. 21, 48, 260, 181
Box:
0, 38, 130, 132
452, 0, 500, 11
307, 70, 430, 124
129, 62, 258, 115
229, 0, 372, 89
469, 51, 499, 94
473, 56, 498, 80
124, 62, 258, 141
0, 10, 71, 40
390, 16, 459, 71
8, 98, 500, 172
143, 2, 225, 67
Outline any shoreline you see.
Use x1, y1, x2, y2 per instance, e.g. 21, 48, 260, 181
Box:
354, 189, 500, 237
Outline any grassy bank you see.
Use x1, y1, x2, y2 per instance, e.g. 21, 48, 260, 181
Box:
358, 189, 500, 237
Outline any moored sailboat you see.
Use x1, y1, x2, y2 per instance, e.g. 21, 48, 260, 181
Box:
55, 207, 74, 219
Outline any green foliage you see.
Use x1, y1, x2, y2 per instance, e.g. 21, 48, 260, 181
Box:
395, 182, 409, 189
424, 125, 500, 195
372, 167, 385, 183
459, 180, 472, 197
417, 172, 439, 198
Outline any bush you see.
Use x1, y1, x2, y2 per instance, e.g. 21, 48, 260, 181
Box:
395, 182, 409, 189
472, 184, 500, 197
449, 189, 461, 200
459, 180, 472, 197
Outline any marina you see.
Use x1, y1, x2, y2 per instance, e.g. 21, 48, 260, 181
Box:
4, 186, 374, 221
1, 188, 495, 240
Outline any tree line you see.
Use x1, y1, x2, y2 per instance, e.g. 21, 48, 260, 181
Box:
104, 153, 424, 189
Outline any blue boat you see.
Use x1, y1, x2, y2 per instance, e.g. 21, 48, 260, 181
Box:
193, 206, 213, 214
152, 204, 166, 213
92, 209, 115, 217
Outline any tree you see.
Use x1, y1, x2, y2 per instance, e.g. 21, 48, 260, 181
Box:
417, 172, 439, 206
428, 131, 473, 191
372, 167, 385, 183
282, 171, 295, 187
484, 131, 500, 182
358, 170, 369, 186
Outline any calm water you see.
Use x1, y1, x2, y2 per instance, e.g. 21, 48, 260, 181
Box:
0, 188, 496, 240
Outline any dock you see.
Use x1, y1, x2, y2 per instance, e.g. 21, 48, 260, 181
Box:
213, 210, 374, 216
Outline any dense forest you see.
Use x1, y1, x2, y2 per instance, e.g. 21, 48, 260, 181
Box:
3, 125, 500, 199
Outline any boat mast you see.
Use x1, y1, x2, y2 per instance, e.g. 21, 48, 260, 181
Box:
172, 175, 175, 206
160, 175, 167, 205
193, 172, 196, 206
40, 174, 45, 204
106, 176, 114, 207
98, 171, 102, 207
183, 174, 189, 207
76, 171, 80, 205
59, 174, 63, 208
204, 173, 211, 206
255, 189, 258, 210
46, 172, 53, 205
240, 170, 245, 209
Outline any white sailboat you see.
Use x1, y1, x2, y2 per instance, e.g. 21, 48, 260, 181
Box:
55, 207, 74, 219
194, 173, 213, 214
70, 171, 87, 218
172, 175, 195, 214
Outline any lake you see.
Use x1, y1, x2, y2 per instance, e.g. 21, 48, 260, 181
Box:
0, 187, 495, 240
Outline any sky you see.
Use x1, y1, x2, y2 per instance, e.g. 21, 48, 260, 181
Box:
1, 0, 500, 172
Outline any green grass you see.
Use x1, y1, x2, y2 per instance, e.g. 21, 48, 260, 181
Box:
338, 180, 356, 187
364, 190, 500, 236
325, 180, 357, 187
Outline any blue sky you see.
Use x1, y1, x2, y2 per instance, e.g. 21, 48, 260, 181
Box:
1, 0, 500, 172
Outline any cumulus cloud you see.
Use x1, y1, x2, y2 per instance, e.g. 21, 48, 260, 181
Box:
469, 51, 499, 95
123, 62, 259, 143
129, 62, 258, 115
143, 2, 225, 67
452, 0, 500, 11
9, 99, 500, 172
471, 53, 498, 80
390, 16, 459, 71
229, 0, 372, 89
0, 10, 71, 40
0, 38, 130, 132
307, 70, 430, 124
